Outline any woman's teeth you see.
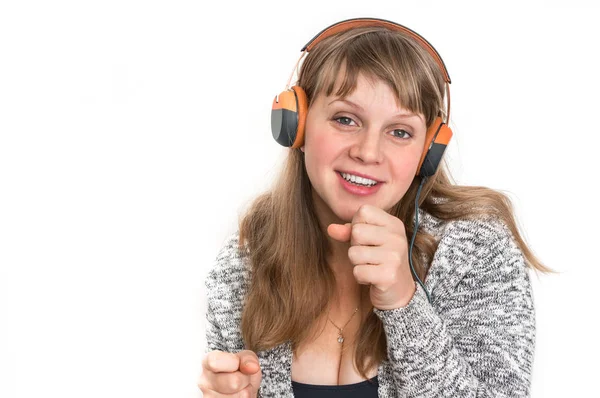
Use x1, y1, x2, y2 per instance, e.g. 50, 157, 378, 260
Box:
340, 172, 378, 187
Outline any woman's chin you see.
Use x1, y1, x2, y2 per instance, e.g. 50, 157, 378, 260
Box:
332, 207, 359, 223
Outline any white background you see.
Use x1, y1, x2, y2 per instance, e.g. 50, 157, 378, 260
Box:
1, 1, 598, 397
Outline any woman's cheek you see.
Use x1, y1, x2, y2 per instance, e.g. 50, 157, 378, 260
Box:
308, 128, 340, 162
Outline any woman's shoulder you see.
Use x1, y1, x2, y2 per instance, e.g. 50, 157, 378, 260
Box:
419, 207, 529, 296
419, 201, 518, 249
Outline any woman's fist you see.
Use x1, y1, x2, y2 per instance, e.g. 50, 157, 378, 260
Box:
198, 350, 262, 397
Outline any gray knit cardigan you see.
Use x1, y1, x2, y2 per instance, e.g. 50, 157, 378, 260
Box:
204, 209, 536, 397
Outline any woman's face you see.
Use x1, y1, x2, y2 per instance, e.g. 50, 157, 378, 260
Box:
302, 73, 428, 225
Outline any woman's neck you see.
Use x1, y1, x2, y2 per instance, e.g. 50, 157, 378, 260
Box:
327, 259, 368, 311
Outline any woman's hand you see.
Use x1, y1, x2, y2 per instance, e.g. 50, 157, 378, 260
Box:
198, 350, 262, 397
327, 204, 417, 310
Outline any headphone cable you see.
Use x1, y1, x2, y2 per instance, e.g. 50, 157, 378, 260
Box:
408, 176, 432, 304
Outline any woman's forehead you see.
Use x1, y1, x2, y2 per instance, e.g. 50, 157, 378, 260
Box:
314, 71, 422, 115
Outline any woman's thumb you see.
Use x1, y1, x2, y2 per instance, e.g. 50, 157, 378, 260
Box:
237, 350, 261, 375
327, 223, 352, 242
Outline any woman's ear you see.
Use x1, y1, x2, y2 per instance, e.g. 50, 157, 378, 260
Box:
300, 146, 305, 152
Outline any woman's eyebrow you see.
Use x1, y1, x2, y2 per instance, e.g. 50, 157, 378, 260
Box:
328, 98, 422, 120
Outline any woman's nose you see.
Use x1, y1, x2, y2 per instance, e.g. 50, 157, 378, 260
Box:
349, 129, 383, 164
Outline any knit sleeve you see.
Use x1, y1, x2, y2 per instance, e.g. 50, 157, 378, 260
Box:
203, 231, 248, 354
204, 289, 226, 353
373, 219, 536, 398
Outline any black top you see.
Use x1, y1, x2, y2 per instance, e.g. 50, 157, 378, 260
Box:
291, 376, 379, 397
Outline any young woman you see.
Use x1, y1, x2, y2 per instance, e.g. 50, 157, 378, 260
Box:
199, 18, 551, 398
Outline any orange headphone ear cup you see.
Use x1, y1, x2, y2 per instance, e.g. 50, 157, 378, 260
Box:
271, 85, 308, 148
291, 86, 307, 148
417, 117, 453, 177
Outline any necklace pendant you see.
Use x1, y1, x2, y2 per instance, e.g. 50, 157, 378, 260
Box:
337, 335, 344, 344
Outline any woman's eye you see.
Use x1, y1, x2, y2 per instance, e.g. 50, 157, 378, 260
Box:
333, 117, 411, 139
391, 129, 412, 139
334, 116, 356, 126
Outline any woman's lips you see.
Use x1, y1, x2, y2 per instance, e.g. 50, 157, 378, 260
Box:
336, 171, 383, 196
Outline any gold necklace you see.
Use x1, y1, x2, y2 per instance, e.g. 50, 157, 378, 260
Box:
327, 307, 359, 344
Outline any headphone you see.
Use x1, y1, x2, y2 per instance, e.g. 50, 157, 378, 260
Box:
271, 17, 453, 178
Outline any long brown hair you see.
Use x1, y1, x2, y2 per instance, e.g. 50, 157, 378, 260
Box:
238, 26, 552, 379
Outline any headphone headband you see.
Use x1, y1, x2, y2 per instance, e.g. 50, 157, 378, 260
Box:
301, 17, 451, 84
